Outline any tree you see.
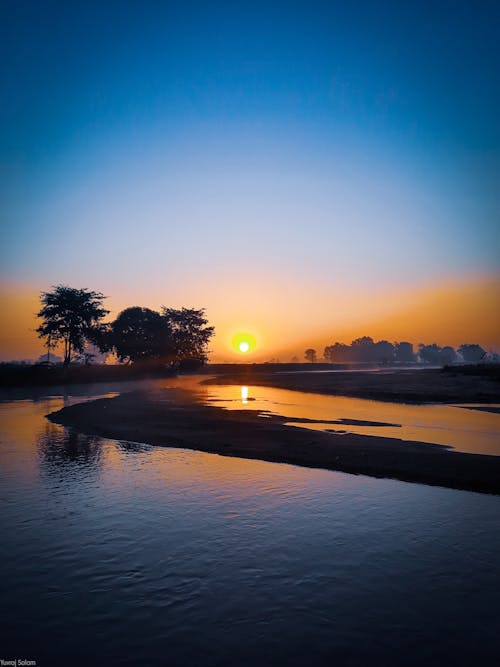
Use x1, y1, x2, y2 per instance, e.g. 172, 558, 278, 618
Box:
323, 345, 334, 363
458, 344, 486, 363
326, 342, 351, 362
36, 285, 109, 366
418, 343, 457, 365
108, 307, 174, 364
418, 343, 442, 365
305, 348, 317, 363
350, 336, 376, 362
394, 341, 414, 363
439, 346, 457, 365
485, 349, 500, 363
161, 307, 214, 363
374, 340, 394, 363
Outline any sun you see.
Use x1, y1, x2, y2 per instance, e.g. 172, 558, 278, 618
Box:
232, 333, 256, 354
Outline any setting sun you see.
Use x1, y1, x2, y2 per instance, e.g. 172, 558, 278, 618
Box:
232, 333, 256, 354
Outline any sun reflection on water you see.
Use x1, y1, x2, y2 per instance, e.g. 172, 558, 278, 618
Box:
200, 382, 500, 456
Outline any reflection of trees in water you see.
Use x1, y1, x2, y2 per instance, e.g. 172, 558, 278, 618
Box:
37, 420, 103, 470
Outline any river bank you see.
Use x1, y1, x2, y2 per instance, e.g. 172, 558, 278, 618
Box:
203, 366, 500, 403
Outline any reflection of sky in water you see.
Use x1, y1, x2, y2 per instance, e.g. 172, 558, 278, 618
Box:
0, 385, 499, 666
202, 384, 500, 456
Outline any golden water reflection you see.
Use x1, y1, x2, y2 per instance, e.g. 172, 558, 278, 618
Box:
200, 383, 500, 456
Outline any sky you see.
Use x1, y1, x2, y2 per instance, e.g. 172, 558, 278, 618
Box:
1, 0, 499, 361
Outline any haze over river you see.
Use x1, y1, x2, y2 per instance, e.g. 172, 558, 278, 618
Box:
1, 380, 499, 666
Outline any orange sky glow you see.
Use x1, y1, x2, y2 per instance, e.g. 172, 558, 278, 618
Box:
1, 273, 499, 362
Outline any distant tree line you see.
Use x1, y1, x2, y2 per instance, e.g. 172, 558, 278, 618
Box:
311, 336, 488, 364
36, 285, 214, 367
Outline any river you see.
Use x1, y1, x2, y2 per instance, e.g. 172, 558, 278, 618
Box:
1, 380, 499, 666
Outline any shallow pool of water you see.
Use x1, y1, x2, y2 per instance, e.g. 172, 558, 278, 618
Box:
1, 384, 499, 666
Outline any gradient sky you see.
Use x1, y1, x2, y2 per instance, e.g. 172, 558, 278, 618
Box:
1, 0, 499, 360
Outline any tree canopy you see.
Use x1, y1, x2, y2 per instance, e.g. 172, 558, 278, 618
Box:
458, 344, 486, 363
324, 337, 400, 363
305, 348, 317, 363
98, 305, 214, 365
36, 285, 109, 366
107, 307, 173, 363
418, 343, 458, 365
162, 307, 215, 363
36, 286, 215, 367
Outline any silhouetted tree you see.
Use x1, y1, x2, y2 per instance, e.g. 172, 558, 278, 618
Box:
36, 285, 109, 366
321, 338, 488, 365
394, 341, 415, 363
439, 346, 457, 365
351, 336, 375, 362
328, 342, 351, 362
305, 348, 317, 363
325, 339, 395, 363
324, 343, 348, 362
374, 340, 394, 363
458, 344, 486, 363
108, 307, 174, 364
161, 307, 214, 363
418, 343, 442, 365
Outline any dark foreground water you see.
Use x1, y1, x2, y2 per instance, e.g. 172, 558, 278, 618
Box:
1, 383, 499, 667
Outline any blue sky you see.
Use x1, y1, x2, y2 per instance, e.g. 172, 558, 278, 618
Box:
1, 0, 499, 357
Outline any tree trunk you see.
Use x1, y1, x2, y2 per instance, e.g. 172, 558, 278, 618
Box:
63, 337, 71, 366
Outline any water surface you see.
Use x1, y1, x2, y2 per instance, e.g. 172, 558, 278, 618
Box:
203, 383, 500, 455
1, 384, 499, 666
